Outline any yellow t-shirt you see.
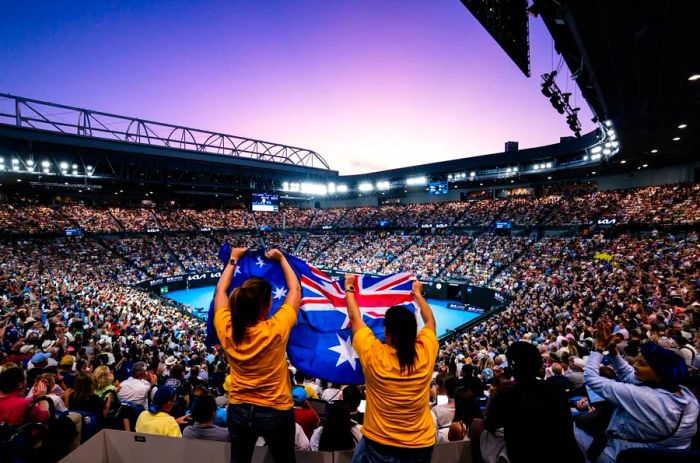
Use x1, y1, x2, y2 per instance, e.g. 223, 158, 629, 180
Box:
135, 411, 182, 438
304, 384, 319, 400
353, 325, 439, 448
214, 303, 297, 410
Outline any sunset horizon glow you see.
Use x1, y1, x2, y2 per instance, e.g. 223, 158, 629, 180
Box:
0, 0, 594, 174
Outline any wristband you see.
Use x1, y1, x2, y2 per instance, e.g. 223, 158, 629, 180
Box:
345, 285, 355, 293
228, 259, 237, 266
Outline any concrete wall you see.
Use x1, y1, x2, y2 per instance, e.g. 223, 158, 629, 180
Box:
596, 162, 699, 191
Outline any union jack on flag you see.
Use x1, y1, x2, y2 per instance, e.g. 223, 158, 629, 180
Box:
207, 246, 417, 384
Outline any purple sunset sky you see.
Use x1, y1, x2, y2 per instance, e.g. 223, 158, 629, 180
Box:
0, 0, 593, 174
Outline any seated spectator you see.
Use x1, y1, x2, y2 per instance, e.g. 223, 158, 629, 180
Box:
432, 376, 458, 441
447, 386, 483, 443
485, 341, 584, 463
546, 362, 573, 395
292, 385, 320, 438
458, 364, 485, 398
575, 327, 700, 463
0, 367, 49, 426
135, 385, 185, 437
93, 365, 116, 398
341, 384, 364, 425
320, 381, 342, 402
27, 351, 51, 386
58, 355, 77, 389
118, 361, 153, 408
28, 372, 68, 412
309, 401, 361, 451
66, 372, 106, 427
565, 357, 586, 391
183, 394, 229, 442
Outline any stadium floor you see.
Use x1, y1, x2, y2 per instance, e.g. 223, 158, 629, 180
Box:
166, 286, 479, 337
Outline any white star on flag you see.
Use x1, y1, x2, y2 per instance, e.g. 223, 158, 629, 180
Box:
255, 256, 266, 269
272, 286, 287, 300
328, 333, 359, 371
234, 266, 241, 276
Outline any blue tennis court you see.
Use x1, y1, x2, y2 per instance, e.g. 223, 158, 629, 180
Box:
166, 286, 479, 336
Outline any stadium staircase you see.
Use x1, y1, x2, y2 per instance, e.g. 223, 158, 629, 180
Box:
377, 233, 420, 273
106, 209, 127, 232
307, 208, 321, 229
484, 239, 531, 288
159, 237, 187, 273
436, 230, 486, 281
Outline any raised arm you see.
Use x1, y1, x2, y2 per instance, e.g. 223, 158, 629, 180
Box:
594, 321, 636, 384
266, 249, 301, 312
412, 279, 436, 333
345, 274, 366, 334
213, 247, 247, 311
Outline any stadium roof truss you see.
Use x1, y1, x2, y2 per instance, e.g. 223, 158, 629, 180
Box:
0, 93, 330, 169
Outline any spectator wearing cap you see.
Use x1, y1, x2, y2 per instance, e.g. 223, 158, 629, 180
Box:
575, 324, 700, 463
59, 355, 77, 389
292, 385, 319, 438
182, 394, 229, 442
673, 335, 696, 370
135, 385, 186, 437
27, 351, 51, 386
565, 357, 586, 391
118, 361, 154, 408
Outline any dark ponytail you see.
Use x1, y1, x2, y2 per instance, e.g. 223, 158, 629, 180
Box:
384, 305, 417, 375
230, 277, 272, 345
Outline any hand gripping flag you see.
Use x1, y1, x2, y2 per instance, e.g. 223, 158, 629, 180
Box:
206, 246, 417, 384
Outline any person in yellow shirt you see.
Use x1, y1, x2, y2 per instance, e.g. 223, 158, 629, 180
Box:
213, 248, 301, 463
345, 276, 438, 463
135, 385, 186, 438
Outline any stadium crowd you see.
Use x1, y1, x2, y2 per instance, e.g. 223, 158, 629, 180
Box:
0, 182, 698, 462
0, 183, 699, 235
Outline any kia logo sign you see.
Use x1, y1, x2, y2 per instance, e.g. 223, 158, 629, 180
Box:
208, 271, 222, 279
146, 228, 161, 234
597, 218, 617, 226
187, 274, 206, 281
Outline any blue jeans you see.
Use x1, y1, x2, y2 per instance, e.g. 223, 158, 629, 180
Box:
352, 437, 433, 463
227, 403, 296, 463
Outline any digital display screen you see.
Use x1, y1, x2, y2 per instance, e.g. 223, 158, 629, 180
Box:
251, 193, 279, 212
429, 181, 449, 195
495, 221, 512, 229
64, 228, 83, 236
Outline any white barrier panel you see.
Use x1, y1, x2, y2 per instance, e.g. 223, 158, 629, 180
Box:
60, 430, 469, 463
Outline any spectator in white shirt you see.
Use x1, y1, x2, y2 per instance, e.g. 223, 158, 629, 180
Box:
118, 362, 154, 407
431, 376, 458, 442
320, 382, 342, 402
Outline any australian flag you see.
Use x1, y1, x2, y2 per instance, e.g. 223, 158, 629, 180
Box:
206, 245, 417, 384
